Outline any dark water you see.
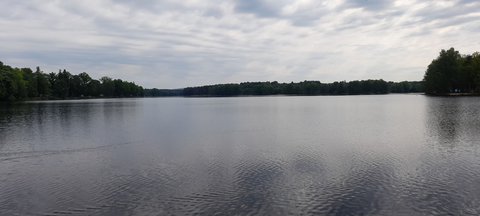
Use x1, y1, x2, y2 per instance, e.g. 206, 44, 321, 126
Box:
1, 95, 480, 215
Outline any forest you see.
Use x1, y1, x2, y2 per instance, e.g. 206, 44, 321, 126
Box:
0, 60, 425, 101
423, 48, 480, 95
183, 80, 423, 96
0, 61, 144, 101
5, 48, 480, 101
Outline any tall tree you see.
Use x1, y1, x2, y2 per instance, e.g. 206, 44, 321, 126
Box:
424, 48, 462, 94
100, 76, 114, 97
35, 67, 50, 97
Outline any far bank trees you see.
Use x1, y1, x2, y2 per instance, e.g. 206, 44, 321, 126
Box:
0, 61, 143, 101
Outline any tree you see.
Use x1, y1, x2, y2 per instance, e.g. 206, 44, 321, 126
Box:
0, 64, 27, 100
471, 52, 480, 92
87, 80, 101, 97
424, 48, 462, 94
78, 72, 92, 96
53, 69, 72, 98
35, 67, 50, 97
21, 67, 38, 97
100, 76, 114, 97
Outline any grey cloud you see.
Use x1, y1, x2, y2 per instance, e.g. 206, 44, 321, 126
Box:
233, 0, 284, 17
232, 0, 326, 26
203, 8, 225, 18
110, 0, 226, 18
394, 1, 480, 38
110, 0, 190, 13
413, 2, 480, 24
341, 0, 393, 11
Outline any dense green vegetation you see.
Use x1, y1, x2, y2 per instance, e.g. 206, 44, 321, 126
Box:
1, 60, 425, 101
424, 48, 480, 95
0, 61, 143, 101
6, 47, 480, 100
144, 88, 183, 97
183, 80, 423, 96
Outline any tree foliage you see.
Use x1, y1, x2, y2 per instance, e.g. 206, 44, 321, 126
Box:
1, 59, 431, 101
0, 61, 143, 101
183, 80, 423, 96
424, 48, 480, 95
144, 88, 183, 97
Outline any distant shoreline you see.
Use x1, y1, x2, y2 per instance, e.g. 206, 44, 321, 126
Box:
426, 93, 480, 97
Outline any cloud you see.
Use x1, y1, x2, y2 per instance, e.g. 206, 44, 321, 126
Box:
0, 0, 479, 88
234, 0, 283, 17
342, 0, 393, 11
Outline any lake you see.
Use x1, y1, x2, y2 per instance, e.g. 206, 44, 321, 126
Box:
1, 95, 480, 215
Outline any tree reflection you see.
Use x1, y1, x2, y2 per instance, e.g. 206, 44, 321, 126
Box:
425, 97, 460, 148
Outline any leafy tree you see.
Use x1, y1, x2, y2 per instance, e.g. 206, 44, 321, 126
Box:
0, 61, 144, 101
87, 80, 101, 97
422, 48, 480, 95
100, 76, 114, 97
424, 48, 462, 94
53, 69, 72, 98
0, 64, 27, 100
35, 67, 50, 97
470, 52, 480, 92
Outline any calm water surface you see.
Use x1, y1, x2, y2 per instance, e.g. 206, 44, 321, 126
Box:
1, 95, 480, 215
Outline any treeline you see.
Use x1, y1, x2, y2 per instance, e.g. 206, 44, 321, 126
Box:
144, 88, 183, 97
0, 61, 143, 101
1, 60, 426, 101
183, 80, 423, 96
424, 48, 480, 95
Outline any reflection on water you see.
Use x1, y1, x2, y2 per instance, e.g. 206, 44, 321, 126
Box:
1, 96, 480, 215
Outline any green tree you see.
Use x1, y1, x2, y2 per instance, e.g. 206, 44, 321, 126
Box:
471, 52, 480, 92
35, 67, 50, 97
78, 72, 92, 96
424, 48, 462, 94
100, 76, 114, 97
54, 69, 72, 98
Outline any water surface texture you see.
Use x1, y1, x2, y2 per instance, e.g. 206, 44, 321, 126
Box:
1, 95, 480, 215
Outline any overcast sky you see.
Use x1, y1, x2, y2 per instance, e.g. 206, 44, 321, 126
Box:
1, 0, 479, 88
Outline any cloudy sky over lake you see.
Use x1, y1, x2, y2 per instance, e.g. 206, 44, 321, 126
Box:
1, 0, 479, 88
